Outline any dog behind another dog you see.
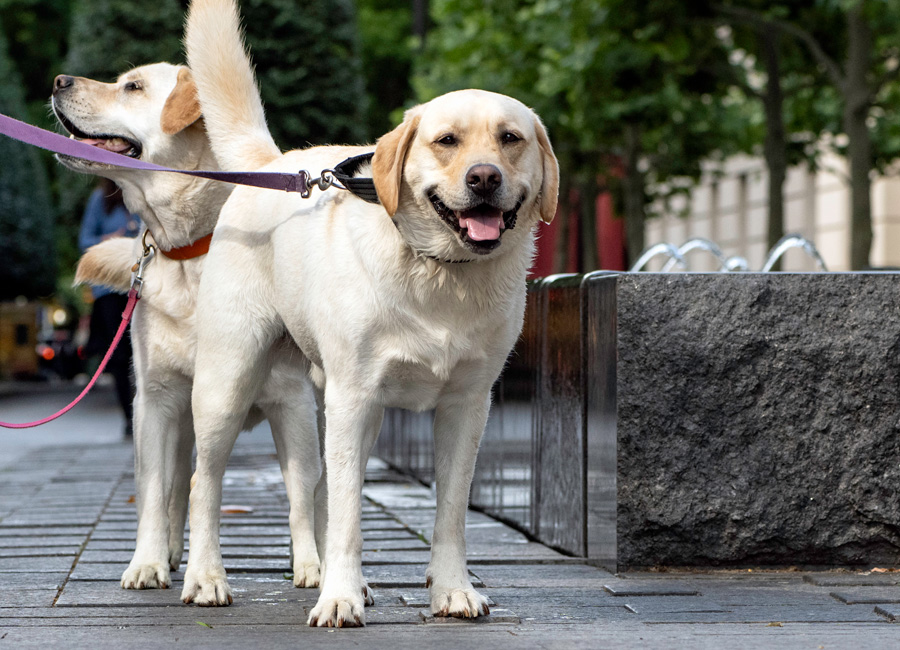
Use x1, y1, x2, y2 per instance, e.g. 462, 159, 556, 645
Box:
52, 62, 322, 592
183, 0, 559, 626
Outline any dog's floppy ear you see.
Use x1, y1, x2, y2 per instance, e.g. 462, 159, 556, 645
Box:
372, 106, 422, 217
161, 67, 202, 135
533, 114, 560, 224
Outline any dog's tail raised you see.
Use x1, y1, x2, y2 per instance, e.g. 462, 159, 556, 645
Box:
74, 238, 135, 293
184, 0, 280, 171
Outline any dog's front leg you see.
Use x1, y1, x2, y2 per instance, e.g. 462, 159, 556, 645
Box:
122, 380, 190, 589
427, 392, 491, 618
182, 341, 273, 605
308, 391, 383, 627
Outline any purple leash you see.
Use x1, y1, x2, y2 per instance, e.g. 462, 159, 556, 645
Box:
0, 112, 312, 194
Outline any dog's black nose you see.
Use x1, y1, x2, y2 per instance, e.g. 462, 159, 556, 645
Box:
466, 164, 502, 196
53, 75, 75, 95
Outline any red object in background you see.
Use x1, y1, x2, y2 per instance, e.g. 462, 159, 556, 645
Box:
529, 187, 626, 278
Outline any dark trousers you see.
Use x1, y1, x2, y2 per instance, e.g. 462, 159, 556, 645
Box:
87, 293, 135, 426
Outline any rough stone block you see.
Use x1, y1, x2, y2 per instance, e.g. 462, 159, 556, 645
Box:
618, 273, 900, 568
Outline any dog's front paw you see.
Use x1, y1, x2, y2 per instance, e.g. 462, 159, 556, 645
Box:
363, 582, 375, 606
121, 562, 171, 589
181, 567, 233, 606
430, 586, 490, 618
292, 559, 321, 588
308, 595, 365, 627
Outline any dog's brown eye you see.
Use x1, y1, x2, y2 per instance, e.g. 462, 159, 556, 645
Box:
124, 81, 143, 92
501, 132, 521, 144
436, 134, 457, 146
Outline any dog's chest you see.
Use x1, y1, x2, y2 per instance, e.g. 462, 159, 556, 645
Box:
133, 265, 202, 377
371, 317, 493, 411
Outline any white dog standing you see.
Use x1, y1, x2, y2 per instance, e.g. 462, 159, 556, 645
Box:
52, 63, 322, 592
182, 0, 558, 626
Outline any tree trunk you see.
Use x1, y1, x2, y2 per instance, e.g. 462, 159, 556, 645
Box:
552, 172, 572, 274
844, 4, 873, 270
761, 30, 787, 270
413, 0, 429, 48
622, 123, 646, 266
580, 175, 600, 272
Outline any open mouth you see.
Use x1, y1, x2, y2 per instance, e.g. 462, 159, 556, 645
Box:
53, 105, 142, 159
429, 194, 522, 254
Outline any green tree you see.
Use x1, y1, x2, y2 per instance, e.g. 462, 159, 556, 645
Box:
0, 24, 57, 299
357, 0, 415, 138
65, 0, 184, 81
715, 2, 836, 262
241, 0, 368, 147
719, 1, 900, 269
0, 0, 72, 126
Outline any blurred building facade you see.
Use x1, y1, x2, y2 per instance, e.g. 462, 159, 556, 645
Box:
645, 153, 900, 272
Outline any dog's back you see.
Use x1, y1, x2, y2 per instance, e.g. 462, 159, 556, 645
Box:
185, 0, 281, 172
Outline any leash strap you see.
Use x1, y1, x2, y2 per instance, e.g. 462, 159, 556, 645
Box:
0, 113, 310, 194
0, 112, 382, 203
0, 289, 139, 429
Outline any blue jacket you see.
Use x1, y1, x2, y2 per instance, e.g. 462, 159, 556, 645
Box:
78, 188, 141, 298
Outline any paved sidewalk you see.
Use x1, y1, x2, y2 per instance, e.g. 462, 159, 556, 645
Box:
0, 431, 898, 648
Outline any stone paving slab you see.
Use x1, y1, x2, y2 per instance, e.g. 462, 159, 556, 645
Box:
0, 526, 92, 537
603, 580, 700, 596
0, 556, 75, 573
470, 563, 612, 588
804, 573, 900, 586
874, 604, 899, 621
0, 546, 80, 558
0, 536, 86, 548
0, 589, 58, 608
625, 603, 887, 623
0, 572, 68, 589
830, 588, 900, 604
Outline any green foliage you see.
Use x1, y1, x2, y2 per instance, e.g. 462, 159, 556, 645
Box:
0, 25, 57, 299
241, 0, 368, 147
357, 0, 414, 138
64, 0, 184, 79
0, 0, 71, 127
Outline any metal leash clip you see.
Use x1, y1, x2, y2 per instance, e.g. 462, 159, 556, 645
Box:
130, 229, 156, 298
299, 169, 343, 199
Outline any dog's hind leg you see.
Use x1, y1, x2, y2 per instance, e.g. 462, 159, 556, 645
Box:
122, 375, 191, 590
427, 392, 492, 618
166, 408, 195, 571
313, 384, 328, 572
262, 373, 321, 588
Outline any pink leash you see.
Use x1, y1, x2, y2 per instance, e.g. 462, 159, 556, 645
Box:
0, 289, 140, 429
0, 238, 155, 430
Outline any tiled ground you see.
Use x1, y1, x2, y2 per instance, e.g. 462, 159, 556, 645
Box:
0, 432, 898, 648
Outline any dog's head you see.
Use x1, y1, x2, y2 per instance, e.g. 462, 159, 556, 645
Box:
51, 62, 203, 176
372, 89, 559, 260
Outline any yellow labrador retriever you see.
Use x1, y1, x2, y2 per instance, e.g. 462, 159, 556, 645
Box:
183, 0, 558, 626
52, 62, 322, 592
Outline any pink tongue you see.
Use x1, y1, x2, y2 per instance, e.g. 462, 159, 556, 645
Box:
80, 138, 130, 153
459, 210, 503, 241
